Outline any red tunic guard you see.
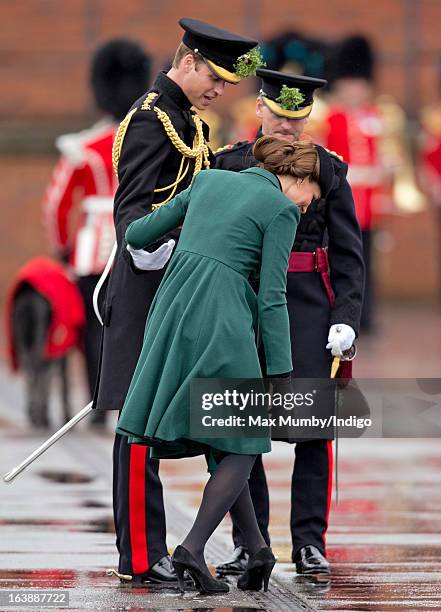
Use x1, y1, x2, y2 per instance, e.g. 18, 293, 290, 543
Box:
420, 103, 441, 207
43, 120, 117, 275
325, 105, 384, 231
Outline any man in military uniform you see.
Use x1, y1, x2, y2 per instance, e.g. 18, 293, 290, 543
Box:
42, 40, 151, 425
92, 18, 263, 584
216, 69, 364, 576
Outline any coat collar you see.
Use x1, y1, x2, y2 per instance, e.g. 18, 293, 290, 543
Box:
240, 166, 282, 191
254, 126, 263, 141
153, 72, 193, 111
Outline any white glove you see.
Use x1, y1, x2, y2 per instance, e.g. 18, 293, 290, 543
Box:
126, 239, 175, 271
326, 324, 356, 357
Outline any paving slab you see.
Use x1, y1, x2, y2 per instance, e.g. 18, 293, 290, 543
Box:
1, 302, 441, 610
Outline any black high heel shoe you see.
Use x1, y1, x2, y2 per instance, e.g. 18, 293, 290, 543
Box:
237, 546, 276, 592
171, 545, 229, 595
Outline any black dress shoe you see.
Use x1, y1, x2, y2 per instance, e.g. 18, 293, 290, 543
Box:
237, 546, 276, 592
172, 545, 229, 594
215, 545, 249, 576
133, 555, 184, 584
294, 546, 330, 575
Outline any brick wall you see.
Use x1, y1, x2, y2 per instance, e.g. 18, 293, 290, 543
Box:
0, 0, 440, 313
0, 156, 52, 299
2, 0, 441, 119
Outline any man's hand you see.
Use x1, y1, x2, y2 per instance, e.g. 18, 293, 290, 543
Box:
326, 324, 355, 357
126, 239, 175, 271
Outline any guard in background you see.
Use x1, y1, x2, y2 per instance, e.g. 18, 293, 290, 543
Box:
216, 69, 364, 576
42, 40, 151, 425
92, 19, 263, 583
420, 59, 441, 298
324, 36, 385, 332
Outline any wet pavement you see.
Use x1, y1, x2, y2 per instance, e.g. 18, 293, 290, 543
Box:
1, 302, 441, 610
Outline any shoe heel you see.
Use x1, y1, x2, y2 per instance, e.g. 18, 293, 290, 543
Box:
263, 561, 275, 592
172, 561, 186, 593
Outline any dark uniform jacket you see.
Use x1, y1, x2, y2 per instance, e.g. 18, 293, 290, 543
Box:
94, 72, 212, 411
216, 134, 364, 378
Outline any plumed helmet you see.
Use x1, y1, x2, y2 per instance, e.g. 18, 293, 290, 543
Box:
90, 39, 151, 121
261, 31, 330, 81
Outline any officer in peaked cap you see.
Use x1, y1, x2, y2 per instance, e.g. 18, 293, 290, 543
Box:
257, 68, 327, 118
92, 17, 264, 586
179, 18, 262, 84
216, 69, 364, 578
216, 69, 327, 168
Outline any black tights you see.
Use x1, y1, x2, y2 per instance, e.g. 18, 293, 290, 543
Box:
181, 453, 267, 574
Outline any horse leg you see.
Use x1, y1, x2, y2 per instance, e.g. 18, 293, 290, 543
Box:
60, 356, 71, 424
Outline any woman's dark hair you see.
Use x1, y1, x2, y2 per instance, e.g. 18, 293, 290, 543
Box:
253, 135, 320, 182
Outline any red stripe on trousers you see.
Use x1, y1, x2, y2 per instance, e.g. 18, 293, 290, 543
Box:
129, 444, 149, 574
322, 440, 333, 557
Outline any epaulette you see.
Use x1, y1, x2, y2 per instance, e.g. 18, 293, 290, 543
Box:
140, 91, 160, 111
112, 92, 161, 175
214, 143, 234, 154
215, 140, 250, 156
325, 148, 344, 162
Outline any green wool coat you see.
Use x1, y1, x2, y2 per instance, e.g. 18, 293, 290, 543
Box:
116, 167, 300, 460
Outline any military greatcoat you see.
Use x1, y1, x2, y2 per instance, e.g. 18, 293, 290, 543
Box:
94, 72, 212, 411
216, 137, 364, 379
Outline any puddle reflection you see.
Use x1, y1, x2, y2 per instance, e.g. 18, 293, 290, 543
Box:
294, 574, 332, 595
80, 500, 107, 508
0, 517, 114, 533
0, 569, 78, 589
38, 470, 93, 484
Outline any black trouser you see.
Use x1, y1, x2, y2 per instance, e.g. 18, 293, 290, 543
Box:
113, 434, 168, 574
232, 440, 332, 560
290, 439, 332, 560
360, 230, 373, 331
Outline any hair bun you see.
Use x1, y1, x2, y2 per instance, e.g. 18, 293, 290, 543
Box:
253, 135, 280, 163
252, 135, 319, 182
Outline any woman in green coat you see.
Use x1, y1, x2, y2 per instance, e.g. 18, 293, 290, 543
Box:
116, 136, 321, 594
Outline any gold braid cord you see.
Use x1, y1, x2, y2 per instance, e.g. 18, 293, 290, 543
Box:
151, 109, 211, 209
112, 91, 211, 210
153, 107, 211, 172
112, 107, 138, 176
112, 93, 159, 176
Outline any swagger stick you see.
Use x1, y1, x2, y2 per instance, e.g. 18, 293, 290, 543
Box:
329, 345, 356, 503
330, 357, 340, 502
3, 402, 93, 483
330, 357, 340, 379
